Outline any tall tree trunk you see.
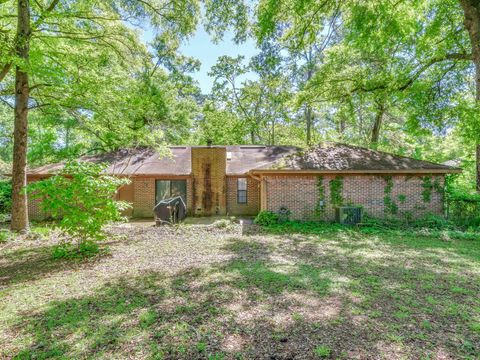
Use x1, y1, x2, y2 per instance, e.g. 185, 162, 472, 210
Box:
371, 102, 385, 145
305, 105, 312, 145
11, 0, 31, 231
460, 0, 480, 192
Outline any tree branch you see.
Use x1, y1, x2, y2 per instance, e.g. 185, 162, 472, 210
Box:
0, 62, 12, 83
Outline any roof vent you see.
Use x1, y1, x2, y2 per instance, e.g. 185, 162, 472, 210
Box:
226, 151, 232, 160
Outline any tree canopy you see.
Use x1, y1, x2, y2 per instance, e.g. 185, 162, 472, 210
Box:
1, 0, 480, 230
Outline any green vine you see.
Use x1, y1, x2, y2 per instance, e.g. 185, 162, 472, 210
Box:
421, 176, 433, 203
329, 176, 343, 206
315, 176, 326, 216
433, 176, 443, 196
383, 176, 398, 215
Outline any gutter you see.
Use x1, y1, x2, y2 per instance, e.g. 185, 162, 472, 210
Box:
249, 168, 462, 175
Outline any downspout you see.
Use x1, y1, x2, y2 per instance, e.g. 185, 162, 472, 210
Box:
249, 171, 266, 211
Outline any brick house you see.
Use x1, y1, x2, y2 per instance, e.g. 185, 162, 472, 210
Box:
26, 143, 460, 221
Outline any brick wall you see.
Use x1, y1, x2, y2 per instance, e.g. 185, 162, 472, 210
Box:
27, 178, 48, 221
264, 174, 445, 221
191, 147, 227, 216
131, 177, 193, 218
226, 176, 260, 216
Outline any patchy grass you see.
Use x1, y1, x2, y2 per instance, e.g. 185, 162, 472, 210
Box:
0, 222, 479, 359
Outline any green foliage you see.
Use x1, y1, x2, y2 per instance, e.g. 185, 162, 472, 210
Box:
254, 210, 279, 226
447, 189, 480, 229
397, 194, 407, 203
51, 241, 101, 260
422, 176, 433, 203
196, 103, 246, 145
314, 345, 331, 358
0, 229, 10, 243
261, 220, 344, 235
29, 161, 131, 244
329, 176, 343, 206
383, 176, 398, 215
315, 176, 326, 216
0, 180, 11, 214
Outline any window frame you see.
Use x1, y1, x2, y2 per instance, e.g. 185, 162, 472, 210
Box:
155, 179, 187, 205
237, 178, 247, 204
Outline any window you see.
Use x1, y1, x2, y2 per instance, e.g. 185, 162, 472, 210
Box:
237, 178, 247, 204
155, 180, 187, 205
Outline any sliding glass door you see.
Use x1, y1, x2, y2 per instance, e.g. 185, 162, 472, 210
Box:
155, 180, 187, 205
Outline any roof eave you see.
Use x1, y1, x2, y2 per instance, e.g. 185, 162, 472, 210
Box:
250, 168, 462, 175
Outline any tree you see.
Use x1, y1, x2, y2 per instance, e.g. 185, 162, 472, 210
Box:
0, 0, 201, 230
29, 161, 130, 256
255, 0, 479, 188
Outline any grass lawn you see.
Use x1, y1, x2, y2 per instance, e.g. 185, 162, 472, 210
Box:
0, 221, 479, 359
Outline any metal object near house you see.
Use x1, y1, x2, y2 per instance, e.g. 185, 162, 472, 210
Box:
335, 206, 363, 225
154, 196, 187, 225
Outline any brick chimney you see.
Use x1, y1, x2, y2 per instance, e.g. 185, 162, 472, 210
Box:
191, 146, 226, 216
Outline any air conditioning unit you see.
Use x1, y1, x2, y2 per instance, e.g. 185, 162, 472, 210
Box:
335, 206, 363, 225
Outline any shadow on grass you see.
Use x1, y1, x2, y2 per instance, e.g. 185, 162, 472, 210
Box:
0, 243, 110, 288
8, 234, 480, 359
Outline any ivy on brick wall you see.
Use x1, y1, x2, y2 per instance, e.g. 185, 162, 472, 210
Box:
329, 176, 343, 206
421, 176, 433, 203
315, 176, 326, 216
433, 176, 443, 197
383, 176, 398, 215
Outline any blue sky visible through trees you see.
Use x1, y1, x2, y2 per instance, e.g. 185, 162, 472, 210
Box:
141, 25, 258, 93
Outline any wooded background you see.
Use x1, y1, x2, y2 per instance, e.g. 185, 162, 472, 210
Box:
0, 0, 479, 230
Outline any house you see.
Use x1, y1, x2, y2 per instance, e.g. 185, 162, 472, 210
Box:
26, 143, 461, 221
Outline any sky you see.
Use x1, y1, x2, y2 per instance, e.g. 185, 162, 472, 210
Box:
141, 26, 259, 94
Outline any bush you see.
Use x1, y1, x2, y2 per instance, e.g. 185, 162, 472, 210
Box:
51, 240, 102, 259
0, 180, 12, 214
29, 161, 131, 256
254, 211, 279, 226
447, 190, 480, 229
0, 229, 10, 243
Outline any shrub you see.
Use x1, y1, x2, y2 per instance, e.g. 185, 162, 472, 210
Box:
0, 180, 12, 214
254, 210, 279, 226
0, 229, 10, 243
29, 161, 131, 256
51, 240, 101, 259
447, 190, 480, 229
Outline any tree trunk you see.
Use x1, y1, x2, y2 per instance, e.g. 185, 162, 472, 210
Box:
460, 0, 480, 191
11, 0, 31, 231
371, 102, 385, 145
305, 105, 312, 145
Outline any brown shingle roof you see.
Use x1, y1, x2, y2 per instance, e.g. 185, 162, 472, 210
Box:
26, 143, 460, 177
225, 145, 299, 174
27, 146, 299, 176
28, 147, 191, 176
252, 143, 461, 173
